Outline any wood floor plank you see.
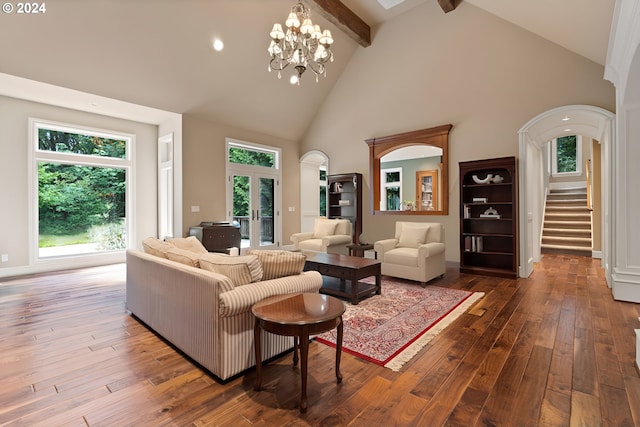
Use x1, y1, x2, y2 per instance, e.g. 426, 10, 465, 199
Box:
573, 327, 598, 396
624, 375, 640, 426
475, 319, 538, 426
539, 388, 571, 427
0, 256, 638, 426
509, 344, 553, 426
570, 390, 602, 427
598, 383, 635, 426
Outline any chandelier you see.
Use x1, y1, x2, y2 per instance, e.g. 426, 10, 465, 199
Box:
268, 1, 334, 84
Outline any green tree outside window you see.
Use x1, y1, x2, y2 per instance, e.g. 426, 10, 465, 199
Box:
556, 135, 577, 173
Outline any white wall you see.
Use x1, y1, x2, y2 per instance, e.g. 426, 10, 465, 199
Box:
301, 1, 615, 263
181, 115, 301, 245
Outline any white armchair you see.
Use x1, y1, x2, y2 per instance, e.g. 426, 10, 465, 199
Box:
290, 218, 353, 255
374, 221, 445, 285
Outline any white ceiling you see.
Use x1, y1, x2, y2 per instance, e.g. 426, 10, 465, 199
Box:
0, 0, 615, 140
343, 0, 615, 65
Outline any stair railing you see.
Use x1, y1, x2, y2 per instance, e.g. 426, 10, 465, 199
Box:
586, 159, 592, 211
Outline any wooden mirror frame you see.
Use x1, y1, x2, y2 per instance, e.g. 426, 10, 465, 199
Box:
365, 124, 452, 215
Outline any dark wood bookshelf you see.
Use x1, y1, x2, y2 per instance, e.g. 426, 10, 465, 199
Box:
327, 173, 362, 244
459, 157, 518, 278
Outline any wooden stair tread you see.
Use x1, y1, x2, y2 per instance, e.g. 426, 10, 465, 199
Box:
543, 186, 592, 256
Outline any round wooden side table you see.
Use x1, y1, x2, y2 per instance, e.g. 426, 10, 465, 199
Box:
252, 293, 346, 413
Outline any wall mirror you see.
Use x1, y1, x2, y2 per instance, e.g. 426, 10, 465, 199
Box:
365, 124, 452, 215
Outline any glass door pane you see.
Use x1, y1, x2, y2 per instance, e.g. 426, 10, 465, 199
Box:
232, 174, 251, 250
231, 173, 278, 250
258, 177, 275, 247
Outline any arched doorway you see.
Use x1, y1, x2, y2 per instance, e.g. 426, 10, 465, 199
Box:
518, 105, 615, 278
299, 150, 329, 233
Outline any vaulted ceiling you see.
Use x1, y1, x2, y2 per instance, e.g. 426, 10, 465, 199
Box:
0, 0, 614, 141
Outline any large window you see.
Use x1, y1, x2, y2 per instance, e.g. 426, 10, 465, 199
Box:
552, 135, 582, 176
31, 119, 133, 258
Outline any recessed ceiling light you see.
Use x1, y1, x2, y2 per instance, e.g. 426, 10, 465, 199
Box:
212, 39, 224, 52
564, 128, 572, 132
562, 115, 570, 121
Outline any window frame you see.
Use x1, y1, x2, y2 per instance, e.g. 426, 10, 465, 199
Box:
319, 165, 327, 217
28, 118, 135, 263
380, 167, 403, 211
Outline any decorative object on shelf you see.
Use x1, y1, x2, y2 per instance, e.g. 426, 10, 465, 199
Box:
331, 182, 343, 193
267, 1, 334, 85
472, 173, 493, 184
338, 200, 351, 206
401, 200, 416, 211
480, 207, 501, 219
492, 174, 504, 183
472, 197, 488, 203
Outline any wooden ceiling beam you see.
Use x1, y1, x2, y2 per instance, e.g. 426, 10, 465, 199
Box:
307, 0, 371, 47
438, 0, 458, 13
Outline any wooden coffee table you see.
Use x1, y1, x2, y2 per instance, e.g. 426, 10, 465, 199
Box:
304, 252, 381, 304
252, 293, 345, 413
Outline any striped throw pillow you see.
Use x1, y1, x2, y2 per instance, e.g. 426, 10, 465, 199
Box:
198, 254, 263, 287
248, 250, 306, 280
166, 248, 201, 267
142, 237, 174, 258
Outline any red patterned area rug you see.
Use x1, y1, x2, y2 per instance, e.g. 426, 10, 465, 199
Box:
315, 278, 484, 371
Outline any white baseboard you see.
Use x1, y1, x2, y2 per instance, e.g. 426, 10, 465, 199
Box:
611, 270, 640, 303
0, 252, 125, 279
592, 250, 603, 259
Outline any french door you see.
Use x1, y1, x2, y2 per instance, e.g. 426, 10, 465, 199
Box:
227, 169, 279, 251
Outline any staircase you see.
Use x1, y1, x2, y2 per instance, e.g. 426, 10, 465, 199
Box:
541, 188, 592, 256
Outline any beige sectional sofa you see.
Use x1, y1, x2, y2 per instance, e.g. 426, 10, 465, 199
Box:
126, 237, 322, 381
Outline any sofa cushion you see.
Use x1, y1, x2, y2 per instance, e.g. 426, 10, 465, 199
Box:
166, 248, 202, 267
199, 254, 263, 287
142, 237, 174, 258
248, 249, 306, 280
298, 239, 324, 252
167, 236, 208, 254
313, 220, 338, 238
397, 223, 429, 248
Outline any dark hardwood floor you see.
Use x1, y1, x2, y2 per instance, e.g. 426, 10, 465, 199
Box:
1, 254, 639, 426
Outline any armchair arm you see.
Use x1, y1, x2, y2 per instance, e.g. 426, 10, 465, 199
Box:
418, 242, 445, 258
323, 234, 352, 245
374, 239, 398, 260
290, 232, 314, 249
320, 234, 352, 251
